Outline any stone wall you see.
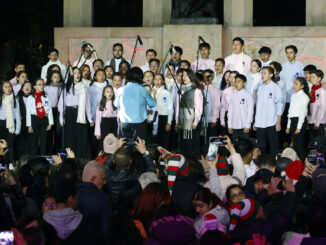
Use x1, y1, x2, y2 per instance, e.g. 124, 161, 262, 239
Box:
55, 26, 326, 70
225, 27, 326, 70
54, 25, 223, 68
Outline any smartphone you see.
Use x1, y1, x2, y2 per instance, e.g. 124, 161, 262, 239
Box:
0, 163, 5, 173
45, 157, 54, 165
56, 149, 68, 157
0, 230, 14, 245
210, 136, 227, 145
307, 147, 317, 165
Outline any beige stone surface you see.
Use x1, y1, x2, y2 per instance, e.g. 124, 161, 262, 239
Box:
54, 27, 163, 67
225, 27, 326, 70
163, 25, 224, 64
143, 0, 172, 27
64, 0, 93, 27
224, 0, 253, 27
306, 0, 326, 26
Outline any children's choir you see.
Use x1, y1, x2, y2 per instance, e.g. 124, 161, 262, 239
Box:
2, 38, 326, 162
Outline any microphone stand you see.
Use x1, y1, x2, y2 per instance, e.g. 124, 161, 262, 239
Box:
159, 42, 172, 74
196, 37, 200, 72
130, 37, 140, 66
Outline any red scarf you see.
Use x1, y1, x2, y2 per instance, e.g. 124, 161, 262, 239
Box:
35, 91, 45, 118
310, 84, 322, 103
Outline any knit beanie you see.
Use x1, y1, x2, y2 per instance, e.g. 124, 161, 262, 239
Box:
167, 154, 189, 195
199, 213, 226, 236
283, 160, 304, 181
103, 133, 119, 154
216, 156, 230, 175
229, 198, 260, 236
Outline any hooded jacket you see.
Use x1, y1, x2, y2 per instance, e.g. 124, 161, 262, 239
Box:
43, 208, 104, 244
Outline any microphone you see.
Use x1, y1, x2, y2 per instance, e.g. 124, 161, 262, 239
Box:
86, 43, 98, 59
137, 35, 143, 45
199, 36, 207, 43
69, 65, 73, 76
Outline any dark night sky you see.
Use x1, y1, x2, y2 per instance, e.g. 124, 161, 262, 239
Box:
0, 0, 305, 80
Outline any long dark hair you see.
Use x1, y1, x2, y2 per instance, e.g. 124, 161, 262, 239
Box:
65, 67, 81, 95
99, 85, 116, 111
46, 70, 63, 86
225, 184, 245, 207
0, 81, 16, 108
220, 70, 231, 90
193, 187, 229, 213
90, 69, 108, 86
31, 79, 47, 98
154, 73, 167, 89
46, 64, 61, 80
17, 81, 32, 118
182, 68, 201, 88
295, 76, 311, 115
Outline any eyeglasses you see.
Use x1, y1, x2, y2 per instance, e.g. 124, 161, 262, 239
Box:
230, 192, 245, 199
150, 64, 159, 67
43, 202, 56, 208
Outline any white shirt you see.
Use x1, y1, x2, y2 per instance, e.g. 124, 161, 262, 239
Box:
287, 90, 310, 130
41, 60, 67, 81
26, 95, 54, 126
260, 60, 272, 68
245, 160, 257, 184
141, 62, 150, 73
154, 86, 173, 124
105, 58, 130, 72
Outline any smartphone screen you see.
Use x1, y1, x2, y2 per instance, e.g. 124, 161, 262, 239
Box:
308, 148, 317, 165
0, 230, 14, 245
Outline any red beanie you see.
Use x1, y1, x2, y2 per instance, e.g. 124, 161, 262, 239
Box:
284, 160, 304, 180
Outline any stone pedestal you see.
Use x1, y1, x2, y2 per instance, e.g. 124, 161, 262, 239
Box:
64, 0, 93, 27
306, 0, 326, 26
224, 0, 253, 27
143, 0, 172, 27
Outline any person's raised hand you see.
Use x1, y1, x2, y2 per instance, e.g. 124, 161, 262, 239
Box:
283, 179, 295, 193
267, 177, 283, 196
206, 156, 217, 170
0, 164, 16, 185
66, 148, 75, 159
135, 137, 146, 154
52, 154, 62, 166
222, 135, 236, 154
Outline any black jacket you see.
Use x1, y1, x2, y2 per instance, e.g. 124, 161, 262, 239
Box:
77, 182, 112, 237
105, 153, 155, 210
231, 192, 296, 244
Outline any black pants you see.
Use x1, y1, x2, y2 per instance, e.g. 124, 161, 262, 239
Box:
64, 107, 90, 158
280, 103, 292, 147
309, 123, 325, 143
179, 121, 202, 154
157, 115, 170, 149
169, 117, 179, 151
0, 120, 15, 162
30, 115, 49, 156
256, 126, 278, 155
14, 118, 31, 160
99, 117, 118, 151
290, 117, 307, 162
232, 129, 249, 143
120, 120, 147, 141
220, 112, 229, 137
47, 108, 62, 154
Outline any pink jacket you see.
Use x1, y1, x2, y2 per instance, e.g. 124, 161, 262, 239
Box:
308, 87, 326, 126
220, 86, 236, 126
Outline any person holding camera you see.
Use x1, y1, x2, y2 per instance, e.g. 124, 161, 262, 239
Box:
115, 67, 156, 141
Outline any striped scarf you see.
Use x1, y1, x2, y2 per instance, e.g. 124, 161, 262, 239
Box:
167, 154, 189, 195
216, 156, 230, 175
